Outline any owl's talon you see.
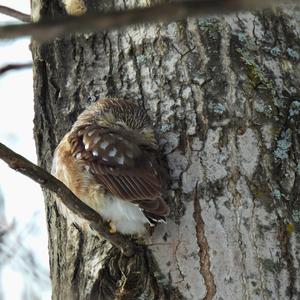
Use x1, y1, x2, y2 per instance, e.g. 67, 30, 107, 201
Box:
109, 221, 117, 234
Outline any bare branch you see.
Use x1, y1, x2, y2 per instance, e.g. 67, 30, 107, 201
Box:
0, 5, 31, 23
0, 63, 32, 76
0, 0, 294, 41
0, 142, 136, 257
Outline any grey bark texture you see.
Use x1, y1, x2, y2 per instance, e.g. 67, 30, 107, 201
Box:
31, 1, 300, 299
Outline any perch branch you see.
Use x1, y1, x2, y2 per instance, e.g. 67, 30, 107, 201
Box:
0, 63, 32, 76
0, 0, 294, 41
0, 5, 31, 23
0, 142, 136, 257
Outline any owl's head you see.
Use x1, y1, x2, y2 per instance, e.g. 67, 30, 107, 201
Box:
73, 99, 157, 146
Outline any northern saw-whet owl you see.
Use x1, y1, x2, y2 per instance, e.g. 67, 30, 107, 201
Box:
51, 99, 170, 235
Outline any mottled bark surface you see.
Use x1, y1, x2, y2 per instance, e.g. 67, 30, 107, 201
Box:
32, 1, 300, 299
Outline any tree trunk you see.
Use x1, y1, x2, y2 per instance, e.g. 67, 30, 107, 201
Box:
31, 1, 300, 299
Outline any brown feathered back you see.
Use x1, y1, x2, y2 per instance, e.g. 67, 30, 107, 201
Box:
68, 99, 169, 221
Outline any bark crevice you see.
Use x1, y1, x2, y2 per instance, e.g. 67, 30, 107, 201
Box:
193, 184, 216, 300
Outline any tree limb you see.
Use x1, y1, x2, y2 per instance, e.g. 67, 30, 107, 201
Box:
0, 142, 136, 257
0, 5, 31, 23
0, 0, 294, 41
0, 63, 32, 76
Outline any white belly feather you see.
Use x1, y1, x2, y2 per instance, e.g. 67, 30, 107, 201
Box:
98, 194, 148, 235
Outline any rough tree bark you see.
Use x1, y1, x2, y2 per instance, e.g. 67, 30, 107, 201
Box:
31, 1, 300, 299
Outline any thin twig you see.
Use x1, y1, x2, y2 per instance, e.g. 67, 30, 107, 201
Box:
0, 63, 32, 76
0, 142, 136, 257
0, 0, 293, 41
0, 5, 31, 23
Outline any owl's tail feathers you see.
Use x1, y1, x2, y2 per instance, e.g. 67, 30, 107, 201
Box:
137, 197, 170, 225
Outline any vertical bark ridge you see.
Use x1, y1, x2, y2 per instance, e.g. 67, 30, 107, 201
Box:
193, 185, 216, 300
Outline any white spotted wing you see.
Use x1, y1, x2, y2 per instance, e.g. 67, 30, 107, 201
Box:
68, 125, 162, 202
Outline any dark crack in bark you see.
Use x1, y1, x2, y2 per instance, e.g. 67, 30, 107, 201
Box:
193, 184, 216, 300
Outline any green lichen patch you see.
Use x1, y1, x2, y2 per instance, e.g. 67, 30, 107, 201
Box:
291, 210, 300, 223
207, 102, 227, 118
236, 32, 259, 51
287, 48, 300, 60
253, 101, 273, 116
236, 48, 275, 94
270, 47, 282, 57
272, 189, 282, 200
232, 29, 293, 125
197, 18, 222, 63
198, 18, 220, 41
274, 129, 292, 160
288, 100, 300, 119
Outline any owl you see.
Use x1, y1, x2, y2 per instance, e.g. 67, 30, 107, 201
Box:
51, 98, 169, 235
